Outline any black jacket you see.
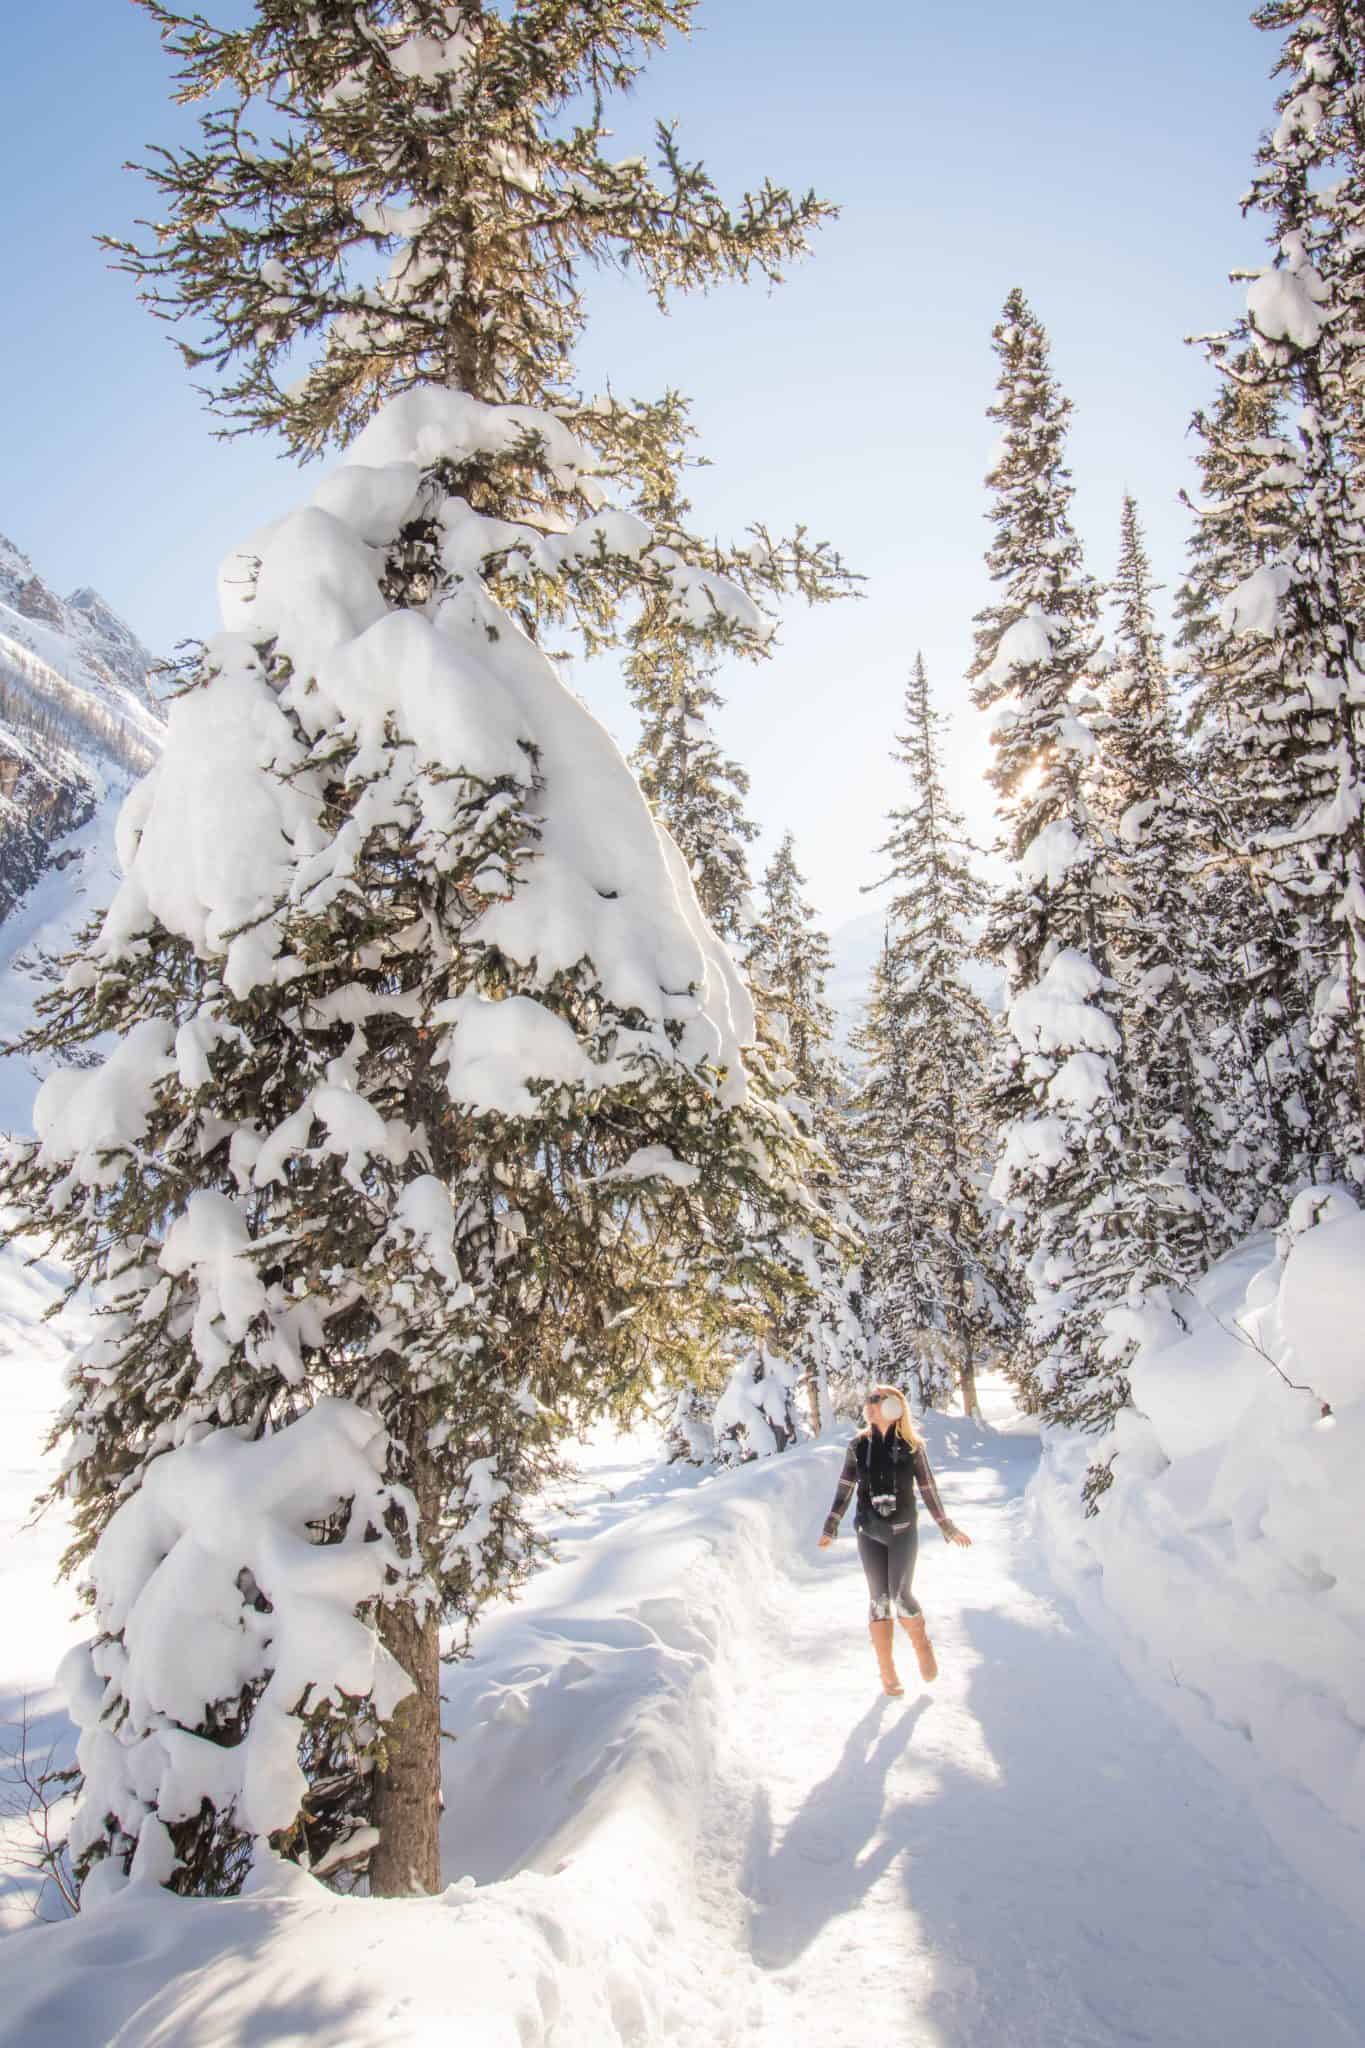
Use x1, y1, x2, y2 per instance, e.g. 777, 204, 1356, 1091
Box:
821, 1428, 955, 1542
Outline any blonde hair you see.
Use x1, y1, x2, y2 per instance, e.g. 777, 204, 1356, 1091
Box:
860, 1382, 924, 1451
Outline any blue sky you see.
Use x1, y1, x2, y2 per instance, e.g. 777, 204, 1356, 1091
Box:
7, 0, 1273, 929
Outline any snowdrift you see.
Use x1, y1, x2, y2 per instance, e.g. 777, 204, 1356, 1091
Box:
0, 1424, 850, 2047
1032, 1187, 1365, 1927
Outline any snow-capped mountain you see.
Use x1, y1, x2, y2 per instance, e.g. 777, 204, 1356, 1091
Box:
0, 531, 161, 921
0, 533, 163, 1129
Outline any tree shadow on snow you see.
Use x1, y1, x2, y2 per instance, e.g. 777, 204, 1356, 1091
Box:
0, 1889, 389, 2048
0, 1687, 399, 2048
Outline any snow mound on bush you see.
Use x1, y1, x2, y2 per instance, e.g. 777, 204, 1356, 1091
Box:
60, 1398, 415, 1903
1032, 1188, 1365, 1924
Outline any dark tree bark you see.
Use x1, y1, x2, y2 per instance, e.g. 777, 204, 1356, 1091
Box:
371, 1407, 442, 1897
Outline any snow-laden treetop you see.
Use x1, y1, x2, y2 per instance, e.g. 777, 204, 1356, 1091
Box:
75, 384, 757, 1120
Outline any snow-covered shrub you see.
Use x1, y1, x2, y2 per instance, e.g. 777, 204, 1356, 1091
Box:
663, 1386, 716, 1467
61, 1399, 414, 1902
712, 1343, 803, 1463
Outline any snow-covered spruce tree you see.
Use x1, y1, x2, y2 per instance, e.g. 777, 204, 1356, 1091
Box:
1094, 497, 1233, 1317
748, 832, 839, 1105
714, 831, 866, 1453
4, 0, 853, 1901
636, 684, 864, 1460
1190, 0, 1365, 1191
852, 655, 1015, 1419
1175, 365, 1320, 1222
967, 290, 1128, 1472
628, 633, 789, 1460
628, 642, 760, 947
631, 643, 783, 1462
9, 412, 816, 1901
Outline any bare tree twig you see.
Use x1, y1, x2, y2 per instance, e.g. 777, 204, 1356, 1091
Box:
0, 1699, 79, 1919
1206, 1306, 1333, 1416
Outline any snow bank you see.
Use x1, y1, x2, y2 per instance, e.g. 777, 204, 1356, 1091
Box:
0, 1228, 90, 1931
0, 1419, 849, 2044
1031, 1189, 1365, 1926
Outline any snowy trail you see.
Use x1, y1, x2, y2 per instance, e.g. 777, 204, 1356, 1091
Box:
687, 1408, 1365, 2048
4, 1380, 1365, 2046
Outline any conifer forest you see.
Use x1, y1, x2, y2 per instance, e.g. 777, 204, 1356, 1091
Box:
0, 4, 1363, 2044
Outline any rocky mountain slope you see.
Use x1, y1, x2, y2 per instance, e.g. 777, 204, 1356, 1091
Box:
0, 531, 161, 929
0, 534, 163, 1128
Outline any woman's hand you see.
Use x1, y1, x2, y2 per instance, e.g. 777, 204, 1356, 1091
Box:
945, 1524, 972, 1548
817, 1533, 831, 1548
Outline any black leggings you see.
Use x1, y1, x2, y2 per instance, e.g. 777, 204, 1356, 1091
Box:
856, 1516, 921, 1622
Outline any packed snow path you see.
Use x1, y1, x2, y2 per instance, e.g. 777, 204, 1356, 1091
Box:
682, 1410, 1365, 2048
4, 1372, 1365, 2046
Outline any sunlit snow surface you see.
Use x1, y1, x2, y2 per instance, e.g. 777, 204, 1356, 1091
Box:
2, 1336, 1365, 2044
1034, 1196, 1365, 1928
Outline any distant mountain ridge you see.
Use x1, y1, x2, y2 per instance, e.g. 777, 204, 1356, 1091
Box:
0, 535, 164, 1130
0, 531, 162, 928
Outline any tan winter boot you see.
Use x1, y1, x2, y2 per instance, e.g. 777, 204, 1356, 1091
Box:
869, 1617, 904, 1696
898, 1611, 938, 1683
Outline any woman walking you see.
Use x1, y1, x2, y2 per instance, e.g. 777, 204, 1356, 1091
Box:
817, 1383, 972, 1696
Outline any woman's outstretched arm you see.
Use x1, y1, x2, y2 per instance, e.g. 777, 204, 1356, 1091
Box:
821, 1441, 858, 1541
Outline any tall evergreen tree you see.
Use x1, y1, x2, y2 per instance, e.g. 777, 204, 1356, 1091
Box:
628, 648, 760, 947
1097, 497, 1231, 1307
3, 0, 852, 1901
720, 831, 866, 1449
1175, 366, 1318, 1221
749, 832, 839, 1110
633, 657, 842, 1462
1190, 0, 1365, 1193
852, 655, 1014, 1418
968, 289, 1128, 1467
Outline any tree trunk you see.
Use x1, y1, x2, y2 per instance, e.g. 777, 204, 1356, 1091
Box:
371, 1599, 441, 1895
370, 1407, 442, 1897
804, 1363, 822, 1437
